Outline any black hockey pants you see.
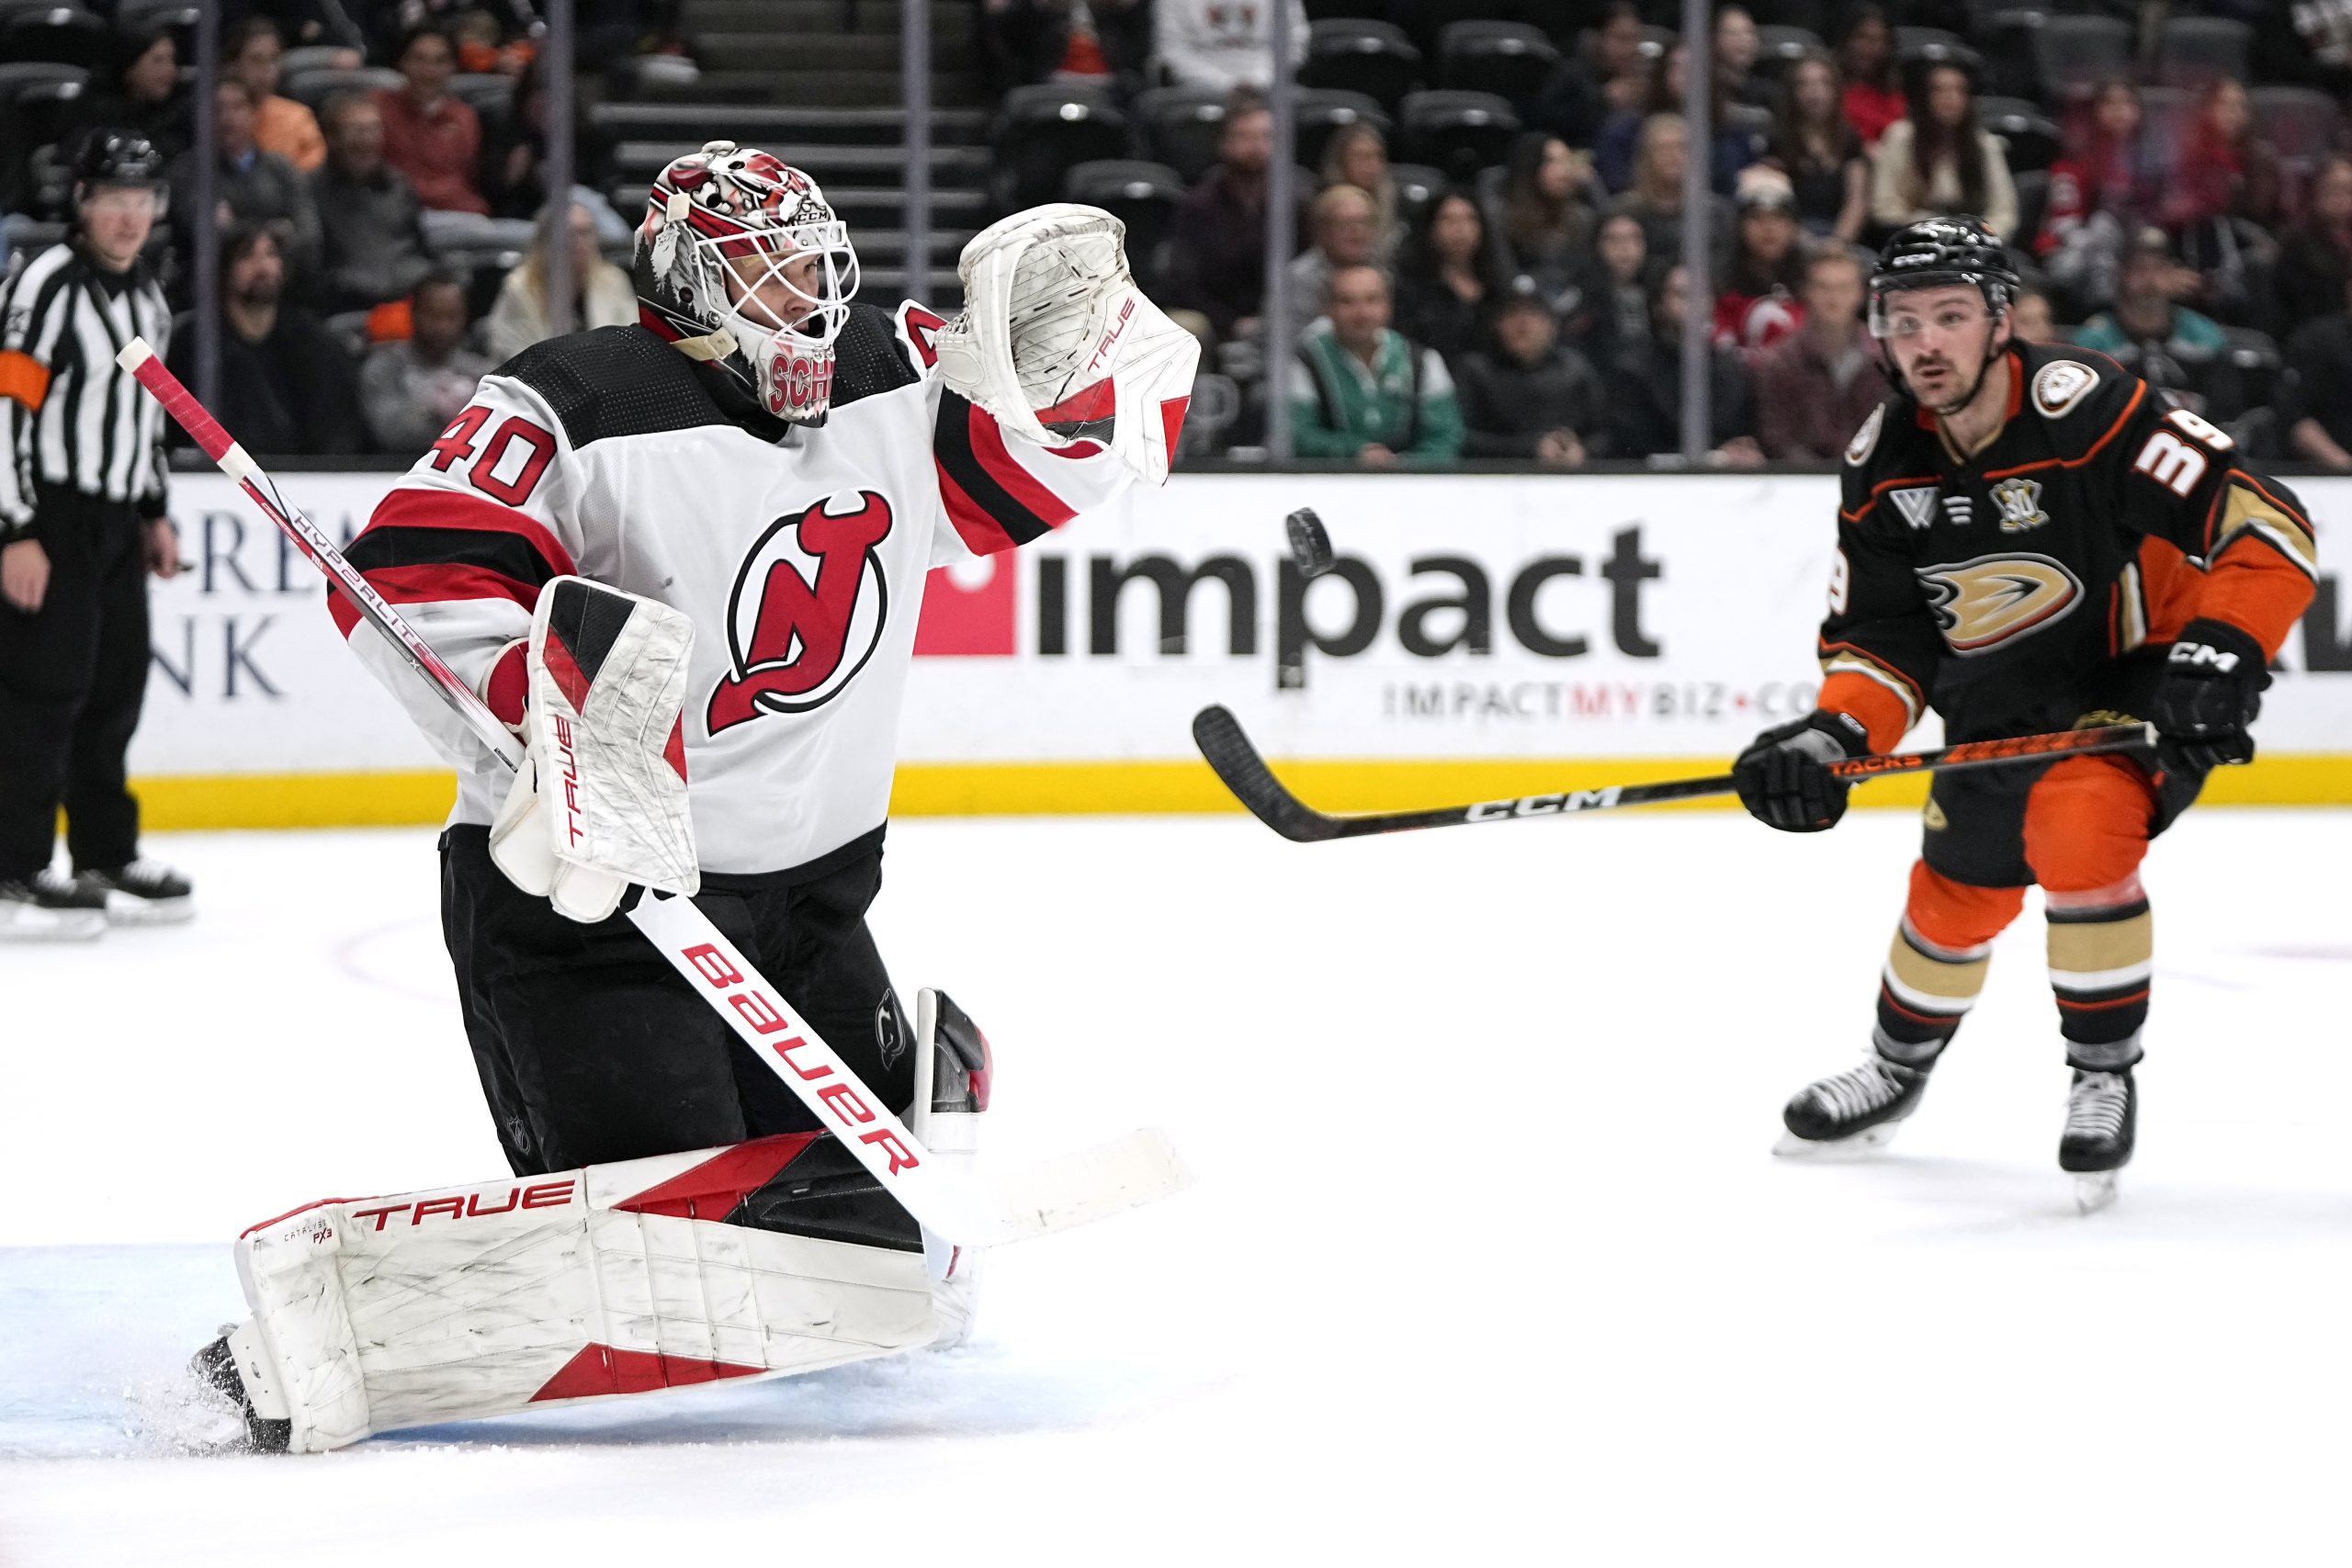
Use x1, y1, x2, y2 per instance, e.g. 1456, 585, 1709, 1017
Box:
439, 824, 914, 1178
0, 486, 152, 883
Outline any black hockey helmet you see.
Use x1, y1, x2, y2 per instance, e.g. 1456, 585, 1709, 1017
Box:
1866, 216, 2018, 338
72, 130, 169, 211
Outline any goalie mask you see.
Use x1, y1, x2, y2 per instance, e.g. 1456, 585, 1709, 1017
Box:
635, 141, 859, 424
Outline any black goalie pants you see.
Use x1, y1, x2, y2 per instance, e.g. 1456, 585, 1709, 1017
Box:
0, 487, 151, 883
439, 823, 913, 1178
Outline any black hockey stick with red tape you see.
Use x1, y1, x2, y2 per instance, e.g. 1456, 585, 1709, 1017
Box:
121, 336, 1187, 1247
1193, 704, 2156, 843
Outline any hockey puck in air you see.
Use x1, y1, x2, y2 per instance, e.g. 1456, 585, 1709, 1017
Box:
1285, 508, 1335, 578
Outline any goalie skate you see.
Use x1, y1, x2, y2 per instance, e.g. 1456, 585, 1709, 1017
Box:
1772, 1055, 1929, 1157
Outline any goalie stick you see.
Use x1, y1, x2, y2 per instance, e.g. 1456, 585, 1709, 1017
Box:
120, 337, 1187, 1249
1193, 703, 2156, 842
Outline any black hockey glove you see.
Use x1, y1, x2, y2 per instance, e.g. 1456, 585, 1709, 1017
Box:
1733, 711, 1871, 832
2150, 617, 2268, 773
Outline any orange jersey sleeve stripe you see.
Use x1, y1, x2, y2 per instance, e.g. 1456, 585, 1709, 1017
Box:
1819, 670, 1915, 753
0, 350, 50, 412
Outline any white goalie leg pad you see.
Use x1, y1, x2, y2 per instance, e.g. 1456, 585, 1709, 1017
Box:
489, 576, 699, 923
934, 202, 1199, 487
912, 987, 989, 1349
232, 1135, 939, 1452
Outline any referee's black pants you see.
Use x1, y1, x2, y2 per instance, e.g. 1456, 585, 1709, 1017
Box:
438, 824, 914, 1179
0, 485, 151, 884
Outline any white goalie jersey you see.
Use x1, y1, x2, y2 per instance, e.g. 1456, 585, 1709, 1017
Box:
334, 300, 1147, 874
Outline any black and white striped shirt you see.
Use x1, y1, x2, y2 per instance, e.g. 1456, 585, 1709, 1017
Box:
0, 242, 172, 541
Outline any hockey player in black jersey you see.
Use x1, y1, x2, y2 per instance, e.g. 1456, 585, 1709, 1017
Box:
1733, 218, 2318, 1210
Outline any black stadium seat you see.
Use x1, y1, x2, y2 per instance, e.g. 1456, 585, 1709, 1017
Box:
1978, 8, 2045, 102
1751, 24, 1822, 86
0, 59, 79, 209
449, 73, 515, 121
1298, 19, 1421, 116
1977, 96, 2059, 173
1436, 21, 1558, 108
1135, 85, 1227, 186
2030, 15, 2132, 100
1387, 160, 1447, 227
992, 84, 1129, 212
1396, 89, 1518, 184
1063, 160, 1184, 288
1293, 87, 1388, 174
282, 65, 404, 112
2156, 17, 2250, 91
0, 7, 109, 70
2247, 85, 2344, 162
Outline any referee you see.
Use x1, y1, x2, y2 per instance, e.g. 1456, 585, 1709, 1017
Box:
0, 132, 192, 941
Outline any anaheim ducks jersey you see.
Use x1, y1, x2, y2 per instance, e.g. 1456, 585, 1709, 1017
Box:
1818, 341, 2318, 751
332, 301, 1136, 875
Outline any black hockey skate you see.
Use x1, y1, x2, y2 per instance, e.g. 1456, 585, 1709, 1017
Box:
191, 1329, 291, 1453
0, 874, 106, 942
74, 859, 194, 924
2060, 1067, 2136, 1214
1775, 1054, 1929, 1156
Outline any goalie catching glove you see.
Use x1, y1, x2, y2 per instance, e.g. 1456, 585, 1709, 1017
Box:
487, 577, 700, 922
933, 202, 1199, 487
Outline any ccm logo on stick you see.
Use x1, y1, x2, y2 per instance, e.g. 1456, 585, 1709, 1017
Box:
680, 942, 922, 1174
349, 1180, 575, 1231
1467, 788, 1623, 821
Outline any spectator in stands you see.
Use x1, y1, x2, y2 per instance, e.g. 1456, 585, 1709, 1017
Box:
1869, 62, 2017, 240
2075, 228, 2239, 417
2166, 80, 2282, 327
1455, 287, 1608, 465
1715, 6, 1772, 109
1597, 46, 1757, 197
168, 80, 322, 286
1608, 262, 1762, 466
2036, 79, 2166, 314
1752, 245, 1887, 459
1290, 265, 1464, 468
2279, 279, 2352, 470
1837, 6, 1903, 150
1607, 116, 1729, 271
166, 225, 363, 456
67, 24, 190, 165
485, 197, 637, 363
1286, 184, 1384, 320
481, 55, 550, 224
313, 93, 435, 317
1159, 87, 1295, 347
2270, 156, 2352, 342
228, 17, 325, 175
1565, 209, 1652, 369
1529, 1, 1647, 150
364, 0, 534, 67
360, 269, 492, 454
1713, 176, 1807, 352
1767, 51, 1865, 242
1152, 0, 1308, 92
2009, 283, 2057, 344
1494, 135, 1598, 312
1394, 190, 1509, 366
375, 23, 489, 216
978, 0, 1149, 96
1320, 124, 1402, 265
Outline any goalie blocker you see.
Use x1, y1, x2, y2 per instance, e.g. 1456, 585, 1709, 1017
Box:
198, 989, 993, 1453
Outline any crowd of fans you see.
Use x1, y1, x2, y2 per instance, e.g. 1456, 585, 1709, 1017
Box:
988, 0, 2352, 468
8, 0, 2352, 468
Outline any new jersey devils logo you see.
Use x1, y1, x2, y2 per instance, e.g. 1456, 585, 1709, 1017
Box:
708, 491, 894, 732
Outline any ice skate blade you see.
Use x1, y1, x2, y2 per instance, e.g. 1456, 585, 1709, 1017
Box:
1773, 1122, 1902, 1159
102, 891, 193, 925
2073, 1171, 2120, 1214
0, 908, 105, 942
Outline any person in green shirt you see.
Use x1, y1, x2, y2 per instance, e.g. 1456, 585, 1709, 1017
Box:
1290, 264, 1465, 467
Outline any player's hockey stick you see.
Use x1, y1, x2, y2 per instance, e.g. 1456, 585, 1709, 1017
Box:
120, 338, 1188, 1249
1193, 704, 2156, 843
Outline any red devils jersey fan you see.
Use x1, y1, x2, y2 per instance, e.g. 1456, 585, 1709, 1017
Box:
1736, 218, 2316, 1210
187, 142, 1196, 1450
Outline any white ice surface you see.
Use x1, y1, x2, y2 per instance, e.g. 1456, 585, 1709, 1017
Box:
3, 810, 2349, 1565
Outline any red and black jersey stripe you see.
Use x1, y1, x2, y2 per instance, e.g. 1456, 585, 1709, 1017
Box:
328, 488, 579, 638
932, 388, 1077, 555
